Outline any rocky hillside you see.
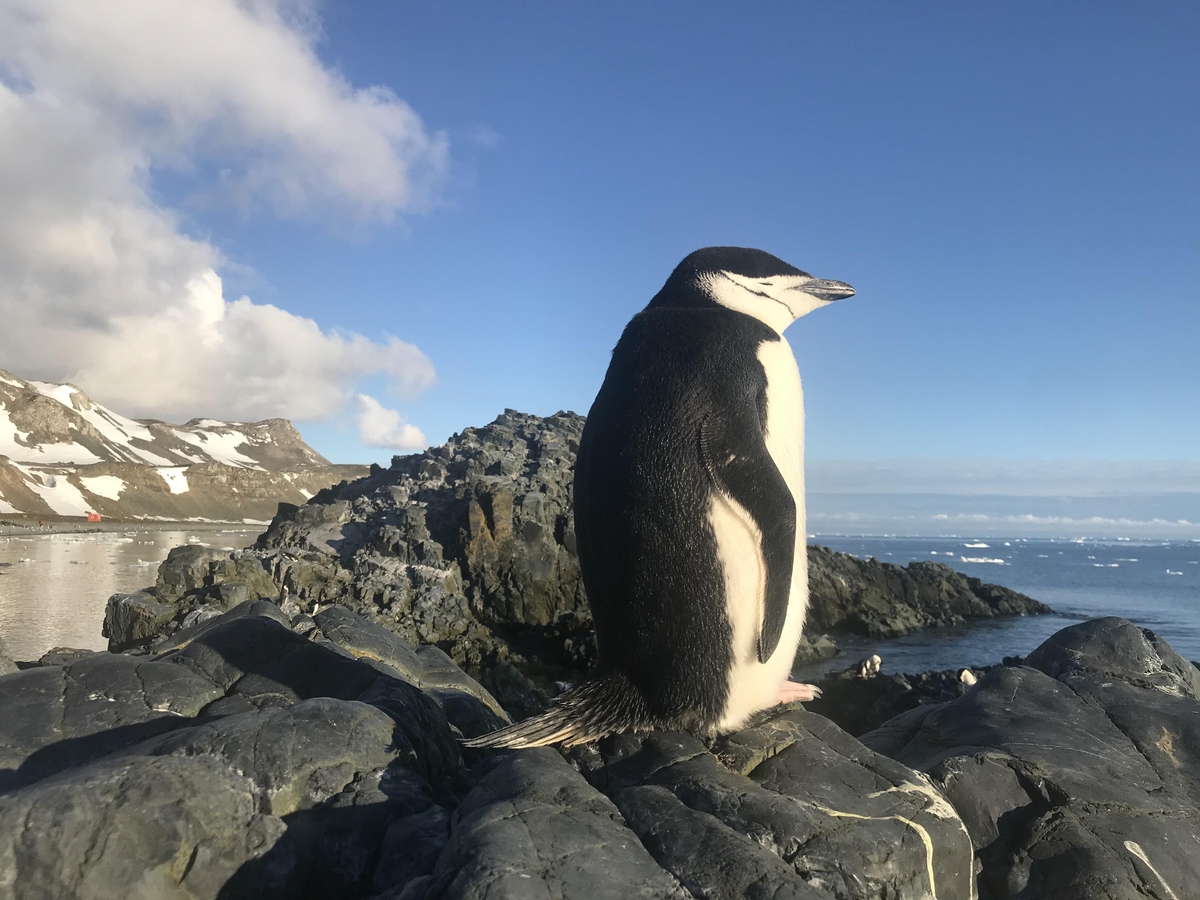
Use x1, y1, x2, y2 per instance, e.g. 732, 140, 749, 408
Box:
0, 368, 366, 520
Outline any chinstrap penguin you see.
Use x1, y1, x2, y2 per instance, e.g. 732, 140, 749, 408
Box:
464, 247, 854, 748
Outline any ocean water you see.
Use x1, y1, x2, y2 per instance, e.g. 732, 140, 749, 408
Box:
795, 535, 1200, 678
0, 528, 259, 661
2, 529, 1197, 674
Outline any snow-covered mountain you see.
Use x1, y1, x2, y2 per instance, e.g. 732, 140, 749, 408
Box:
0, 368, 366, 520
0, 369, 329, 470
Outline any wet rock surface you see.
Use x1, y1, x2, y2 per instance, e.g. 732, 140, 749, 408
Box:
861, 617, 1200, 900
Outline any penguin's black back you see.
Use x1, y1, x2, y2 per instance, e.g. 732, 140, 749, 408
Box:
574, 304, 779, 728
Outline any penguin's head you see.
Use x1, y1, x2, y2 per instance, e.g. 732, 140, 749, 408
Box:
650, 246, 855, 334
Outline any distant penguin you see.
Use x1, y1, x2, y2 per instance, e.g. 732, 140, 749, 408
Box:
464, 247, 854, 748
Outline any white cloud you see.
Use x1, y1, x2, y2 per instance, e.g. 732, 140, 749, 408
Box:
0, 0, 445, 423
354, 394, 427, 451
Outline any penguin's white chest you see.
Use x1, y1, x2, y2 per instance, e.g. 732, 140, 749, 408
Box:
709, 336, 808, 732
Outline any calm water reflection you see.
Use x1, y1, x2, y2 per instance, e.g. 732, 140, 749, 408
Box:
0, 527, 258, 660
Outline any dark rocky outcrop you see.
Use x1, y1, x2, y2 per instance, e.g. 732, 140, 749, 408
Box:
806, 661, 999, 737
807, 544, 1052, 638
0, 601, 979, 899
0, 604, 498, 898
861, 617, 1200, 899
105, 411, 1048, 712
6, 591, 1197, 898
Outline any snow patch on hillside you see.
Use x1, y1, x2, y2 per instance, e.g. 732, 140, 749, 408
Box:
0, 404, 104, 465
173, 429, 261, 468
12, 464, 94, 516
29, 381, 80, 408
158, 468, 190, 494
80, 475, 126, 500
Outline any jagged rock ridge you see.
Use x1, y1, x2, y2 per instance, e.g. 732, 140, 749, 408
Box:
102, 409, 1049, 718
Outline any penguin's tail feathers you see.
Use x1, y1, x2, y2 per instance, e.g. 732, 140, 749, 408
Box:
461, 672, 651, 749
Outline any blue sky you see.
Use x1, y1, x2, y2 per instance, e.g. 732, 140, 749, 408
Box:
229, 2, 1198, 464
1, 2, 1197, 503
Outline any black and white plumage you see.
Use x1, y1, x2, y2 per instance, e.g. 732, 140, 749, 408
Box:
464, 247, 854, 748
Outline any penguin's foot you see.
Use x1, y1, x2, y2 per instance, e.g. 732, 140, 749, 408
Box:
776, 680, 822, 704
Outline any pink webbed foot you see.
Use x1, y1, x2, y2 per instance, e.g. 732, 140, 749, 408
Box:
776, 680, 822, 704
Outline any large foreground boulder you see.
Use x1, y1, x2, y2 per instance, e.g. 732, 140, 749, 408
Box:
2, 610, 1197, 898
0, 601, 978, 900
863, 617, 1200, 899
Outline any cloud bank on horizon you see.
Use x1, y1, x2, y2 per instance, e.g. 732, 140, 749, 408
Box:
0, 0, 437, 449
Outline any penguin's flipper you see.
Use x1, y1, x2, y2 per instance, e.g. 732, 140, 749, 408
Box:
700, 411, 797, 664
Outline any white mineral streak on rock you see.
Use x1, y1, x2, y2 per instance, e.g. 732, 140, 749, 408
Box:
863, 775, 978, 899
1124, 840, 1180, 900
815, 804, 944, 900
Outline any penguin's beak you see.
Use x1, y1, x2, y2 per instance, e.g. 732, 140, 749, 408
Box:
799, 279, 856, 302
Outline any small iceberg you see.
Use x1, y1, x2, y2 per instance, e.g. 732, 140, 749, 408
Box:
961, 556, 1006, 564
963, 542, 989, 548
1166, 569, 1183, 576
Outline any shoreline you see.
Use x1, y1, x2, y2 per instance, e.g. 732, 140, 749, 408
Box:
0, 516, 265, 538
